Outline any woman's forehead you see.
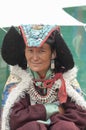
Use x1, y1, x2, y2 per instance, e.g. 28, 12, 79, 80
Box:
26, 43, 50, 49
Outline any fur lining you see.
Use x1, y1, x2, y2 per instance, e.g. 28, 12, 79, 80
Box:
63, 67, 86, 109
1, 65, 33, 130
1, 65, 86, 130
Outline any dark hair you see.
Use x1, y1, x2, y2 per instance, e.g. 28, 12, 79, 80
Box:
46, 30, 74, 73
1, 26, 27, 69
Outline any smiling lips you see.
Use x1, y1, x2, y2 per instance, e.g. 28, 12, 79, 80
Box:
31, 62, 41, 66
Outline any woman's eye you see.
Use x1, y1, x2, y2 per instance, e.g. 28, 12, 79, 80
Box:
28, 49, 33, 52
40, 49, 46, 52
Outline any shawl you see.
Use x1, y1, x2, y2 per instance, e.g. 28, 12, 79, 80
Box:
1, 65, 86, 130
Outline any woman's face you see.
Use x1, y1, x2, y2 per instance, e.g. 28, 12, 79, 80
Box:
25, 43, 53, 78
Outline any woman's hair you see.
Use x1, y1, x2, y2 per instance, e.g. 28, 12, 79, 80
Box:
1, 26, 74, 73
1, 26, 27, 69
46, 30, 74, 73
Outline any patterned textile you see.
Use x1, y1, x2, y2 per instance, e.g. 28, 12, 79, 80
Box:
19, 24, 60, 47
2, 83, 16, 107
1, 74, 21, 107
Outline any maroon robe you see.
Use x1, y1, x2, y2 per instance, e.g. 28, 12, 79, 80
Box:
1, 66, 86, 130
9, 93, 86, 130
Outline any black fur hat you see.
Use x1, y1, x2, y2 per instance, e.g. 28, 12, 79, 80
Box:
1, 26, 27, 69
46, 30, 74, 73
1, 25, 74, 72
55, 31, 74, 72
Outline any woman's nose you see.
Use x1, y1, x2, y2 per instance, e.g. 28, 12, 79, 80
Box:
32, 52, 39, 60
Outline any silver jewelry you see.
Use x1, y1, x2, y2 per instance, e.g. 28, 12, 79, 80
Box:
27, 80, 61, 104
51, 59, 55, 70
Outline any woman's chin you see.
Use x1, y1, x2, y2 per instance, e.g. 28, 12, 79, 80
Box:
31, 67, 41, 72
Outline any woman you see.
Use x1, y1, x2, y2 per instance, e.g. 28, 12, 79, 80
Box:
1, 24, 86, 130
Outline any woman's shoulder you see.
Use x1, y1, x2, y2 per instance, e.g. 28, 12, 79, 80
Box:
6, 73, 21, 86
3, 73, 21, 91
2, 73, 21, 107
63, 66, 78, 81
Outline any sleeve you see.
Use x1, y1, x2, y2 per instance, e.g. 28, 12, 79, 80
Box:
51, 97, 86, 129
50, 78, 86, 129
9, 94, 46, 130
64, 78, 86, 128
44, 103, 59, 120
64, 98, 86, 128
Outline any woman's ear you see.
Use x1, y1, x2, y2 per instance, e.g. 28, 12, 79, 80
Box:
51, 51, 56, 59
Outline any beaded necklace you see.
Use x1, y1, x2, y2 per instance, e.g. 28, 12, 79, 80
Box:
27, 68, 58, 103
27, 68, 67, 104
28, 77, 61, 104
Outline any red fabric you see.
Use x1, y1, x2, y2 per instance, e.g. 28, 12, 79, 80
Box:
50, 120, 80, 130
16, 121, 47, 130
57, 74, 67, 103
9, 95, 86, 130
10, 94, 46, 130
50, 97, 86, 130
34, 73, 67, 103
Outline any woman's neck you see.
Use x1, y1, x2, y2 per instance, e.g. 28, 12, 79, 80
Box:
37, 72, 46, 79
28, 68, 53, 80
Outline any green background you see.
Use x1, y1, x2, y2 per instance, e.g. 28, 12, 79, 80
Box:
63, 6, 86, 24
0, 26, 86, 106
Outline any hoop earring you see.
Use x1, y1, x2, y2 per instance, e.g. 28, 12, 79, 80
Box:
51, 59, 55, 70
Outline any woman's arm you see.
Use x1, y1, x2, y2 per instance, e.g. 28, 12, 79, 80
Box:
51, 97, 86, 129
9, 94, 46, 130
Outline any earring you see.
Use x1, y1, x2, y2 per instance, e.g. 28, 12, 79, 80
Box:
51, 59, 55, 69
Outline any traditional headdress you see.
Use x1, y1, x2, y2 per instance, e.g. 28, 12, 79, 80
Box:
19, 24, 60, 47
1, 24, 74, 72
